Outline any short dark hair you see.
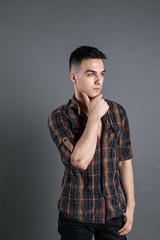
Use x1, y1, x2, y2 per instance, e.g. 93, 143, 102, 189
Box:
69, 45, 107, 72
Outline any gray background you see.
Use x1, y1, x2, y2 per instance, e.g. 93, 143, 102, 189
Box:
0, 0, 160, 239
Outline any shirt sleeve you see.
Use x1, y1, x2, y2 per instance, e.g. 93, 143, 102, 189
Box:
119, 107, 134, 161
48, 109, 75, 167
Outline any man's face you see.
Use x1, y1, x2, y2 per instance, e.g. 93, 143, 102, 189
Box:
73, 58, 105, 98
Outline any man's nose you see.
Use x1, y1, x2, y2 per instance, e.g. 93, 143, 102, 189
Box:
95, 73, 103, 83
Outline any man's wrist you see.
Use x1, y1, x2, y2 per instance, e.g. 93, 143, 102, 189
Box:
88, 113, 101, 123
126, 200, 136, 210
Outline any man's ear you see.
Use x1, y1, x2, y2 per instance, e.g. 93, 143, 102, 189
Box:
70, 72, 77, 85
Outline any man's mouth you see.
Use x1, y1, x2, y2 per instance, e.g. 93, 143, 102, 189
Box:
93, 87, 101, 91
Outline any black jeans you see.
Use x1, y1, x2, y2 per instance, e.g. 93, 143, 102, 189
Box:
58, 212, 127, 240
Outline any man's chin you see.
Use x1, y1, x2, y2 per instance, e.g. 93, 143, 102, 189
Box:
89, 92, 101, 100
80, 90, 101, 100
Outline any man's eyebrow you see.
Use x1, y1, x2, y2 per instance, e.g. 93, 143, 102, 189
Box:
85, 70, 106, 74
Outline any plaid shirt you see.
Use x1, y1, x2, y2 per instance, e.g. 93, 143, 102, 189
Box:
48, 94, 134, 223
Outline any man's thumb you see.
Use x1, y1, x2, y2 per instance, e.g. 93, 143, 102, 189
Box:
82, 92, 90, 106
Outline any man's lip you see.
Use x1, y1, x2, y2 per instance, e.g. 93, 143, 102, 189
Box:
93, 87, 101, 90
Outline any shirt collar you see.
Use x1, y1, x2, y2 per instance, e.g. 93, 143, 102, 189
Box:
70, 94, 81, 115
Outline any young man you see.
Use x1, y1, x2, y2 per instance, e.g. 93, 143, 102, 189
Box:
48, 46, 135, 240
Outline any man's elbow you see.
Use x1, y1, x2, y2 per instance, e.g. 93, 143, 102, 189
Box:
118, 158, 132, 169
70, 154, 88, 171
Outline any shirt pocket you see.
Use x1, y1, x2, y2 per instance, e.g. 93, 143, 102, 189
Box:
106, 124, 121, 171
107, 124, 121, 147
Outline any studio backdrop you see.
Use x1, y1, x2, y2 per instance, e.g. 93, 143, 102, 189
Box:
0, 0, 160, 240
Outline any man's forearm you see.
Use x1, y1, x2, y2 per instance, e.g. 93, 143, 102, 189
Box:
118, 159, 135, 236
70, 114, 100, 170
118, 159, 135, 208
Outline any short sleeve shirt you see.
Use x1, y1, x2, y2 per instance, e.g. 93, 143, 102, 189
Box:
48, 94, 134, 223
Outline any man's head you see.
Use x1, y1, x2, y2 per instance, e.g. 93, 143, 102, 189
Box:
69, 46, 107, 100
69, 45, 107, 73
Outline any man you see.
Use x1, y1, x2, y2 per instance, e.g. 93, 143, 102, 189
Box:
48, 46, 135, 240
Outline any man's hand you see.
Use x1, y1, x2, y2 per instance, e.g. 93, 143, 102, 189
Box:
82, 92, 109, 120
118, 206, 135, 236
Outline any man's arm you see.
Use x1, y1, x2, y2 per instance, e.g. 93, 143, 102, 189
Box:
70, 115, 100, 170
70, 92, 109, 171
118, 159, 135, 236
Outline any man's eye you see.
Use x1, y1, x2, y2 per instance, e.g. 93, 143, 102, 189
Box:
101, 72, 105, 76
88, 73, 93, 76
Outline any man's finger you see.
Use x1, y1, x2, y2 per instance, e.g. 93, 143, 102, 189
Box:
118, 224, 132, 236
82, 92, 90, 106
95, 93, 103, 100
118, 222, 129, 234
